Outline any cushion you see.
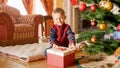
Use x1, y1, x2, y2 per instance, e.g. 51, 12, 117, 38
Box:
14, 24, 34, 32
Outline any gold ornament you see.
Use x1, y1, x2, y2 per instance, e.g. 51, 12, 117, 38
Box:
99, 0, 113, 11
104, 0, 113, 11
99, 22, 107, 30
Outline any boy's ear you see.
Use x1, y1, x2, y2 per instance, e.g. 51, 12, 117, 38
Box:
64, 16, 66, 19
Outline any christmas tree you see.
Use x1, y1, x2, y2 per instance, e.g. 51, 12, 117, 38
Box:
70, 0, 120, 55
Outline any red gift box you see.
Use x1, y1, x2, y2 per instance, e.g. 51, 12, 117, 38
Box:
47, 48, 75, 68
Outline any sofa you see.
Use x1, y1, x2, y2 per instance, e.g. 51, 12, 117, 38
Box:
0, 3, 44, 46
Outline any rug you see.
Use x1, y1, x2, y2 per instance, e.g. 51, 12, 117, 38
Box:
75, 54, 120, 68
0, 43, 50, 62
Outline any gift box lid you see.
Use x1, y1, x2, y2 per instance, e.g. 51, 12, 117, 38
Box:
47, 48, 75, 56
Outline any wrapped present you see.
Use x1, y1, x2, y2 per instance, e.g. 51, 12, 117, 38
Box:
47, 47, 75, 68
114, 47, 120, 63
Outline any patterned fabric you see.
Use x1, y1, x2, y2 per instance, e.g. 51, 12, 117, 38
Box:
17, 15, 37, 25
13, 24, 34, 40
0, 3, 20, 20
13, 32, 34, 40
50, 23, 75, 47
14, 24, 34, 32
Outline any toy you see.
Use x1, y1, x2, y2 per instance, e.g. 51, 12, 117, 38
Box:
114, 47, 120, 63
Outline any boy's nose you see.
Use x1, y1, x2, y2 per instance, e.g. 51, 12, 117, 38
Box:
58, 19, 61, 22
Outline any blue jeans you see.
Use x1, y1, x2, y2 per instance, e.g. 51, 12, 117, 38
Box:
44, 45, 52, 56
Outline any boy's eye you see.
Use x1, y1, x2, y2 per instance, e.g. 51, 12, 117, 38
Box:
56, 18, 60, 20
56, 18, 59, 20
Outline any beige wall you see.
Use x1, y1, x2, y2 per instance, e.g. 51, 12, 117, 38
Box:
54, 0, 64, 9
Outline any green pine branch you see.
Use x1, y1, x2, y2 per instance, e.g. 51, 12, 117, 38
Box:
80, 7, 119, 27
78, 0, 120, 56
80, 0, 120, 7
76, 30, 105, 43
82, 39, 120, 55
80, 0, 101, 4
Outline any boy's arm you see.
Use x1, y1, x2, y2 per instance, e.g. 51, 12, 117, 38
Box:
67, 26, 76, 50
67, 26, 76, 45
50, 27, 57, 45
50, 27, 59, 48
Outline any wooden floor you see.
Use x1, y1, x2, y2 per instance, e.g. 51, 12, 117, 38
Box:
0, 51, 86, 68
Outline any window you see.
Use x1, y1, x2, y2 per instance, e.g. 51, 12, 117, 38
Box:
32, 0, 47, 16
7, 0, 47, 15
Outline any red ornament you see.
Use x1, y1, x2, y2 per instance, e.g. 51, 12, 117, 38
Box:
70, 0, 76, 6
91, 21, 97, 27
79, 3, 87, 12
117, 24, 120, 31
90, 4, 97, 12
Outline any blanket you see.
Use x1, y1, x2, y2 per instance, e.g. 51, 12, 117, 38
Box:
0, 43, 50, 62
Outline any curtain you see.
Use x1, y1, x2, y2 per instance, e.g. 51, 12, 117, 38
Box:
0, 0, 8, 4
40, 0, 53, 36
22, 0, 33, 14
40, 0, 53, 15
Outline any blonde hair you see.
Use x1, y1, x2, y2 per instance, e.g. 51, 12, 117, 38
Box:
52, 8, 65, 17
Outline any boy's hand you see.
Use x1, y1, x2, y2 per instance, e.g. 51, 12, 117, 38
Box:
69, 43, 76, 50
58, 47, 66, 51
53, 44, 59, 49
53, 44, 66, 51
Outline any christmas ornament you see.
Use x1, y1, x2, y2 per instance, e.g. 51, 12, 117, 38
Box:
91, 36, 97, 42
104, 0, 113, 11
117, 24, 120, 31
90, 4, 97, 12
99, 23, 107, 30
90, 20, 97, 27
79, 3, 87, 12
103, 34, 112, 39
112, 31, 120, 40
70, 0, 76, 6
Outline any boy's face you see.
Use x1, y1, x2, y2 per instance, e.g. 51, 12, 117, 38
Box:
53, 13, 66, 26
